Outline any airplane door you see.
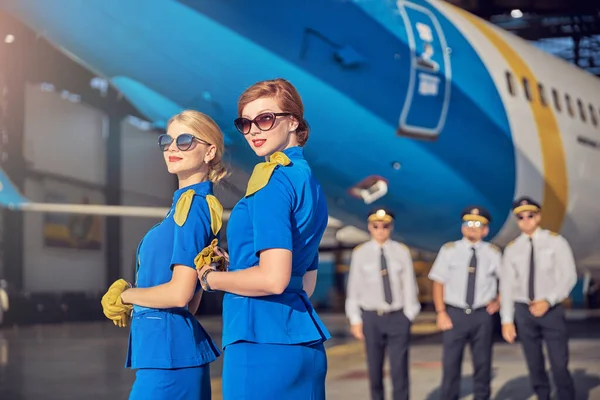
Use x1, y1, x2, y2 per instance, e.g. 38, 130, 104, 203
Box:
397, 2, 451, 140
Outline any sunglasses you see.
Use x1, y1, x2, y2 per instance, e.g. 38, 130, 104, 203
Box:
463, 221, 484, 228
158, 133, 211, 152
234, 112, 292, 135
517, 213, 536, 220
372, 223, 391, 230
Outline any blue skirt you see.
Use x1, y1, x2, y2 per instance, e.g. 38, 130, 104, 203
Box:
129, 364, 211, 400
222, 341, 327, 399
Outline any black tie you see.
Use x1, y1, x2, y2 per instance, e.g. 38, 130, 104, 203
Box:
380, 248, 393, 304
528, 237, 535, 301
466, 247, 477, 308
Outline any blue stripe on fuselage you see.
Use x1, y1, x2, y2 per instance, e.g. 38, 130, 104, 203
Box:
175, 0, 516, 246
1, 0, 516, 251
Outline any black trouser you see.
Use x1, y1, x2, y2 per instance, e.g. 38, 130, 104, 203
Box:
514, 303, 575, 400
362, 309, 411, 400
441, 305, 493, 400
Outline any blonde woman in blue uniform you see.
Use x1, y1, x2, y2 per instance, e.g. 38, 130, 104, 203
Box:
196, 78, 331, 399
100, 110, 225, 399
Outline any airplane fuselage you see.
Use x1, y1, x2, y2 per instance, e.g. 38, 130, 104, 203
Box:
1, 0, 599, 267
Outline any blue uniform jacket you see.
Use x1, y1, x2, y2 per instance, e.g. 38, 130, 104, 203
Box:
222, 146, 332, 348
125, 181, 220, 369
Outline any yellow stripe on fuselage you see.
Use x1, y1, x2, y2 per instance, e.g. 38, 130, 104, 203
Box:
451, 6, 568, 232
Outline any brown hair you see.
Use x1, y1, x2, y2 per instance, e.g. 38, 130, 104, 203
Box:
167, 110, 228, 183
237, 78, 310, 146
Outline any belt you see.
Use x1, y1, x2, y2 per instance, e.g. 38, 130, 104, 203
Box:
446, 304, 486, 315
133, 306, 192, 316
516, 302, 558, 310
363, 308, 403, 317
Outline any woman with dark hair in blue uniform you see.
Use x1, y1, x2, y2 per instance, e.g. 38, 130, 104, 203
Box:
196, 78, 331, 399
100, 110, 226, 399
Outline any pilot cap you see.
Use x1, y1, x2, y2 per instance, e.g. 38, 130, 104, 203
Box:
461, 205, 491, 225
368, 207, 395, 223
512, 196, 541, 215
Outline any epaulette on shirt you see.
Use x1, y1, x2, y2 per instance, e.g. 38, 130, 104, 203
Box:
443, 242, 455, 249
353, 243, 364, 251
549, 231, 559, 237
398, 242, 410, 251
505, 239, 516, 248
489, 243, 501, 252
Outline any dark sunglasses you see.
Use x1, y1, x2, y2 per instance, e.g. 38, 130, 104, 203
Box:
158, 133, 211, 152
372, 223, 391, 230
234, 112, 292, 135
517, 213, 536, 220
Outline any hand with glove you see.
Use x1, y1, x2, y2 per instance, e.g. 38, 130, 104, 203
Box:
101, 278, 133, 328
194, 239, 229, 272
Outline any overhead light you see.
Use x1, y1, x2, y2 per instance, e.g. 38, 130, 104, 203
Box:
125, 115, 152, 131
90, 77, 108, 97
4, 34, 15, 44
39, 82, 56, 92
60, 90, 81, 103
510, 9, 523, 19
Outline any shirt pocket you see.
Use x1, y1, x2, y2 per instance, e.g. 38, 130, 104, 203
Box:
484, 259, 499, 278
536, 248, 556, 271
360, 262, 383, 284
388, 257, 404, 278
507, 256, 525, 282
448, 261, 464, 272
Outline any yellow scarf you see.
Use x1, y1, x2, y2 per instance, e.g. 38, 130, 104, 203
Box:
174, 189, 223, 236
245, 152, 291, 197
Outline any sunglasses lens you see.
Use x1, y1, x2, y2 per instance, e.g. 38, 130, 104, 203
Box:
158, 134, 172, 151
234, 118, 251, 134
177, 134, 194, 150
255, 113, 276, 130
373, 224, 389, 230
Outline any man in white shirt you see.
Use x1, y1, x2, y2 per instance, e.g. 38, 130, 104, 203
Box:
345, 208, 421, 400
429, 205, 501, 400
500, 196, 577, 400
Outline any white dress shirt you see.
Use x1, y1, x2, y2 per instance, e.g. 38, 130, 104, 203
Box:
429, 238, 501, 309
500, 228, 577, 324
345, 239, 421, 325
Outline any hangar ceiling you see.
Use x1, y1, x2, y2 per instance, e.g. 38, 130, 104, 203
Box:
446, 0, 600, 76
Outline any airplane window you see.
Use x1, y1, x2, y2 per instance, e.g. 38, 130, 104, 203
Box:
522, 78, 532, 102
505, 71, 515, 96
565, 94, 574, 117
589, 104, 598, 127
538, 83, 547, 107
552, 89, 562, 111
577, 99, 587, 122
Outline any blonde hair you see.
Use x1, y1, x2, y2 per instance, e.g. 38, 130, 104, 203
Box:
167, 110, 228, 183
238, 78, 310, 146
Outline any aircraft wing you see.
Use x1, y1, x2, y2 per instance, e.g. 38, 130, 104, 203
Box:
0, 167, 235, 219
0, 169, 348, 229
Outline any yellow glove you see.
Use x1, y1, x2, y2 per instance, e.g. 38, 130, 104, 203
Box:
194, 239, 227, 271
101, 279, 133, 327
